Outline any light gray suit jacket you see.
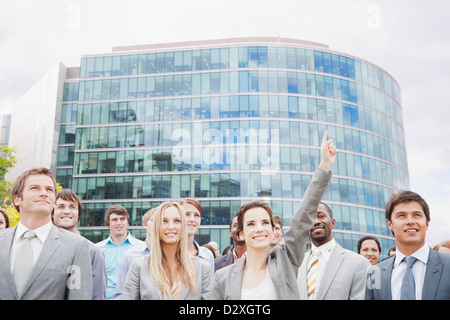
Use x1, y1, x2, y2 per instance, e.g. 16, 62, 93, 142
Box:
365, 247, 450, 300
0, 224, 93, 300
212, 168, 332, 300
121, 255, 212, 300
297, 242, 370, 300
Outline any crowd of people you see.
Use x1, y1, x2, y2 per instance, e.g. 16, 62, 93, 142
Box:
0, 131, 449, 300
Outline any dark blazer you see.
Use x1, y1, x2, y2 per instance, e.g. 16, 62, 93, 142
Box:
365, 247, 450, 300
0, 224, 93, 300
213, 168, 332, 300
214, 252, 234, 272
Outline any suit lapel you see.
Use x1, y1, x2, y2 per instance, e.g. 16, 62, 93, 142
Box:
0, 227, 19, 298
231, 257, 245, 299
19, 225, 61, 299
298, 251, 310, 298
317, 244, 344, 300
380, 257, 394, 300
422, 249, 441, 300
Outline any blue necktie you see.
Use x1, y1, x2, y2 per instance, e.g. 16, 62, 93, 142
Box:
400, 256, 417, 300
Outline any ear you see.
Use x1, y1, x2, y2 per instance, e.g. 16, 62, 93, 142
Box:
238, 230, 245, 241
13, 194, 21, 207
386, 218, 394, 234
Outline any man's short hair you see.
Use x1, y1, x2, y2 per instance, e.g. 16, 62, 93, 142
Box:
385, 190, 430, 222
104, 205, 129, 226
318, 201, 333, 218
273, 215, 283, 228
11, 167, 57, 212
56, 189, 83, 222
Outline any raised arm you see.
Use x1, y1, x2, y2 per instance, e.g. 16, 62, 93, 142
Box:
284, 130, 337, 268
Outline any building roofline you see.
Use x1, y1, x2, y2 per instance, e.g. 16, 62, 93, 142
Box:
110, 36, 330, 53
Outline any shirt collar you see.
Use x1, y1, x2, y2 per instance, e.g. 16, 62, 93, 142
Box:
16, 220, 52, 244
233, 248, 247, 262
106, 232, 133, 246
394, 244, 429, 267
311, 238, 336, 262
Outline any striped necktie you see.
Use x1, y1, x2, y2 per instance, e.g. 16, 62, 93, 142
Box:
307, 248, 320, 300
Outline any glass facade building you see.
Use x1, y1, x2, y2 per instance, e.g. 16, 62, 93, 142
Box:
57, 37, 407, 258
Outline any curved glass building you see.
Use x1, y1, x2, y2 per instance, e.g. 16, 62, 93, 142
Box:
58, 37, 407, 257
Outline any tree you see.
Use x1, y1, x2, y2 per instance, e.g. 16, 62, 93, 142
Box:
0, 144, 18, 226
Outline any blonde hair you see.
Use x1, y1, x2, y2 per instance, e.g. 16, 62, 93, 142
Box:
148, 202, 197, 292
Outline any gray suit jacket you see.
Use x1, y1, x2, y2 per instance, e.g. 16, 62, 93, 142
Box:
214, 252, 234, 272
0, 224, 93, 300
121, 255, 212, 300
365, 247, 450, 300
212, 168, 332, 300
297, 242, 370, 300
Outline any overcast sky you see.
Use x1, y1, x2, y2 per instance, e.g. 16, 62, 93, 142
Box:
1, 0, 448, 245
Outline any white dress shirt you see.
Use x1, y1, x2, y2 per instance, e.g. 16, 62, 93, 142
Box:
10, 221, 52, 273
391, 244, 429, 300
308, 238, 336, 299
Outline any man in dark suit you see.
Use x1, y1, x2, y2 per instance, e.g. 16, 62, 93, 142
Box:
0, 167, 92, 300
366, 190, 450, 300
214, 214, 246, 272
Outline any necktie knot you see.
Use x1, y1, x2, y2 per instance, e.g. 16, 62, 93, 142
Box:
404, 256, 417, 269
23, 230, 37, 241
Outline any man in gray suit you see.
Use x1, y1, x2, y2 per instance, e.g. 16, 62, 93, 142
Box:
297, 201, 370, 300
365, 190, 450, 300
53, 188, 107, 300
0, 167, 92, 300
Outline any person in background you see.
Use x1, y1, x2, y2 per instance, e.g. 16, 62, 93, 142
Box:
0, 208, 9, 230
365, 190, 450, 300
114, 208, 156, 299
214, 214, 247, 272
297, 201, 370, 300
270, 215, 283, 250
0, 167, 92, 299
96, 205, 144, 300
121, 202, 212, 300
357, 235, 382, 266
208, 241, 221, 258
178, 198, 214, 275
213, 130, 336, 300
433, 240, 450, 254
52, 188, 107, 300
388, 245, 397, 256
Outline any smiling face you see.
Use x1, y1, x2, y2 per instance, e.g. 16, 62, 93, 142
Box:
359, 239, 381, 265
182, 203, 201, 237
53, 198, 79, 232
240, 207, 274, 250
160, 206, 183, 245
386, 201, 429, 253
310, 203, 335, 247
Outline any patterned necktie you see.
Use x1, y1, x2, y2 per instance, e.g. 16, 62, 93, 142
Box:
13, 230, 37, 295
307, 248, 320, 300
400, 256, 417, 300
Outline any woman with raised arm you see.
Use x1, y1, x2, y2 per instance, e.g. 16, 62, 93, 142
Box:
122, 202, 212, 300
212, 130, 337, 300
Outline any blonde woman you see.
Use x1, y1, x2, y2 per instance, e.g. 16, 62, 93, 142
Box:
122, 202, 212, 299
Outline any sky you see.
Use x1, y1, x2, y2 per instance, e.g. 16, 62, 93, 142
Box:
0, 0, 448, 245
